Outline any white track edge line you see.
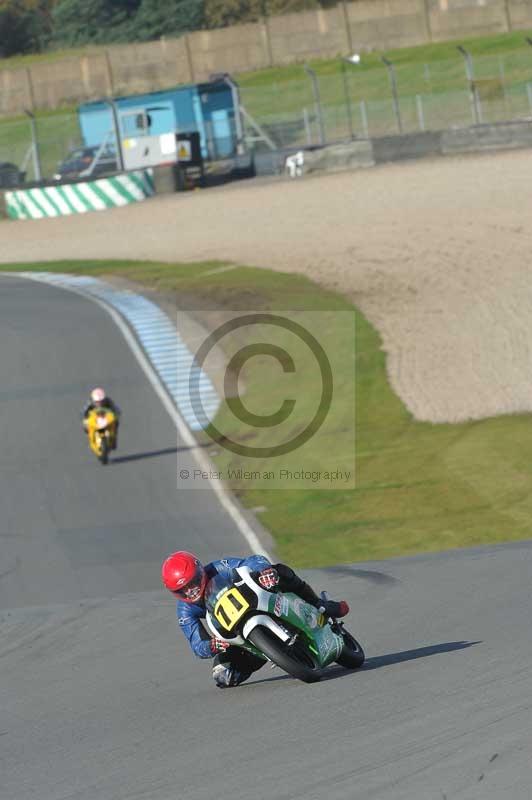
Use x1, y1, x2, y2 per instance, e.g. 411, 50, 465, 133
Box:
3, 273, 272, 560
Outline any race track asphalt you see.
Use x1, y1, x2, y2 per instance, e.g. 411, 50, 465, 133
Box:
1, 277, 531, 800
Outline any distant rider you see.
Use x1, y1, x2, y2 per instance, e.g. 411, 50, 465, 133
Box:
82, 387, 121, 447
161, 550, 349, 689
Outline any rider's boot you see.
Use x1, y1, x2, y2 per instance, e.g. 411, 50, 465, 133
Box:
212, 656, 248, 689
275, 564, 349, 619
212, 662, 240, 688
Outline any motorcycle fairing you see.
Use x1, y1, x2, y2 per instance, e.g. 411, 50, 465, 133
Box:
204, 567, 344, 668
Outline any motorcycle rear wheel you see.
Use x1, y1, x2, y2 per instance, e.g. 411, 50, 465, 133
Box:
248, 626, 322, 683
336, 630, 365, 669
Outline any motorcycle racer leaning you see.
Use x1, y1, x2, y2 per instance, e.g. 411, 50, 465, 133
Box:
161, 551, 349, 688
82, 387, 121, 445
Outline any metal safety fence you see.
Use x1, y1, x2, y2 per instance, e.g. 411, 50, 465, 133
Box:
239, 46, 532, 150
0, 110, 82, 185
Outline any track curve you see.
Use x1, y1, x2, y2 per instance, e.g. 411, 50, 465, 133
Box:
0, 276, 247, 609
1, 277, 532, 800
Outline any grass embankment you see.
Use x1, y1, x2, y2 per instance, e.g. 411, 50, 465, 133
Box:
3, 259, 532, 567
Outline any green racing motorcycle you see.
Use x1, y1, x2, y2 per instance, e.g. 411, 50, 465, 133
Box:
204, 565, 365, 683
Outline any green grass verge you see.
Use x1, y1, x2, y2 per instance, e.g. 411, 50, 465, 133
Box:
2, 259, 532, 567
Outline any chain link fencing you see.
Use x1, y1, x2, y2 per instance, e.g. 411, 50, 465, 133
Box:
0, 110, 82, 185
239, 47, 532, 151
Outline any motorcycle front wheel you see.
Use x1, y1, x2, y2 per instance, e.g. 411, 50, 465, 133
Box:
336, 630, 365, 669
248, 626, 322, 683
99, 436, 109, 465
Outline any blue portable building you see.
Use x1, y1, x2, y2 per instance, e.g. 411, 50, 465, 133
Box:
78, 79, 238, 164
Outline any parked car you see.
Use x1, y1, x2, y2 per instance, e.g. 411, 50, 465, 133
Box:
53, 146, 118, 181
0, 161, 24, 188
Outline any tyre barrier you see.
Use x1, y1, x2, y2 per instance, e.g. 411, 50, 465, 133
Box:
4, 169, 154, 220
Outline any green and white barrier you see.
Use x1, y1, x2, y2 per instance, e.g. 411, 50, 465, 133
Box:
5, 169, 154, 220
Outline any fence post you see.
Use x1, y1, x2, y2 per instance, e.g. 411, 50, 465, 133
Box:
457, 46, 481, 125
421, 0, 433, 42
341, 61, 354, 139
304, 64, 326, 145
25, 68, 36, 111
106, 100, 124, 171
223, 75, 245, 155
104, 51, 115, 96
526, 83, 532, 113
416, 94, 426, 131
303, 108, 312, 145
341, 0, 353, 55
498, 55, 509, 115
24, 110, 42, 181
261, 18, 274, 67
184, 34, 195, 83
360, 100, 369, 138
503, 0, 512, 32
80, 56, 92, 99
382, 56, 403, 134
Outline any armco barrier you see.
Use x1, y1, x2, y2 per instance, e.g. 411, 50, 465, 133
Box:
297, 140, 375, 173
5, 169, 154, 220
440, 120, 532, 154
372, 131, 442, 163
3, 121, 532, 221
289, 119, 532, 176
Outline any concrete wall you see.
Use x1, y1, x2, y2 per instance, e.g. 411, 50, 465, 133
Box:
107, 39, 193, 95
429, 0, 510, 42
3, 0, 532, 116
189, 23, 272, 79
347, 0, 430, 52
268, 6, 350, 64
508, 0, 532, 28
440, 119, 532, 152
301, 139, 375, 171
295, 118, 532, 175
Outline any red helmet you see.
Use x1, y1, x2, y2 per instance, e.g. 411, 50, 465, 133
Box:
161, 551, 207, 603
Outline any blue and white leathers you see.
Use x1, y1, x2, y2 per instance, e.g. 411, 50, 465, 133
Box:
177, 555, 271, 658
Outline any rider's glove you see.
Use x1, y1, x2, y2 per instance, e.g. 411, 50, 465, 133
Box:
210, 637, 230, 655
258, 567, 280, 590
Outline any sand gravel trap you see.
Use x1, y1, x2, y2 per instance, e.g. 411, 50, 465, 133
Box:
3, 149, 532, 423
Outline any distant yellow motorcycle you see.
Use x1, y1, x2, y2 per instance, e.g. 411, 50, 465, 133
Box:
86, 407, 117, 465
